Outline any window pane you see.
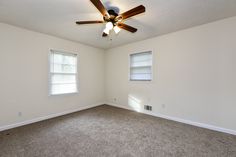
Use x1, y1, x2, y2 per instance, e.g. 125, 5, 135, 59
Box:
52, 74, 76, 84
52, 63, 62, 73
53, 53, 63, 64
51, 64, 76, 73
130, 51, 152, 81
63, 55, 76, 65
131, 53, 151, 62
51, 84, 77, 95
50, 50, 78, 95
131, 60, 152, 67
131, 67, 151, 74
63, 64, 76, 73
130, 52, 152, 67
52, 53, 76, 65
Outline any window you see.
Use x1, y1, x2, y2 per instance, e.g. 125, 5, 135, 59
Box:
49, 50, 78, 95
130, 51, 152, 81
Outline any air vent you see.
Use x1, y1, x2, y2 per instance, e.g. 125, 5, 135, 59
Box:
144, 105, 152, 111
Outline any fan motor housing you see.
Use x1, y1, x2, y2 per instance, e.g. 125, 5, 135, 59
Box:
104, 9, 122, 24
108, 10, 118, 17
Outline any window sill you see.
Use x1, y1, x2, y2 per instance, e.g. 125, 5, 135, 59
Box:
49, 91, 78, 96
129, 79, 154, 84
129, 79, 152, 81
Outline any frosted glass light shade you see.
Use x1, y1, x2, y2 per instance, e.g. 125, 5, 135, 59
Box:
103, 28, 110, 35
106, 22, 113, 30
114, 26, 121, 34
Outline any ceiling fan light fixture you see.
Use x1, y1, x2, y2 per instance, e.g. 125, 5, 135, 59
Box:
116, 16, 123, 22
76, 1, 145, 37
106, 22, 113, 30
103, 28, 110, 35
114, 26, 121, 34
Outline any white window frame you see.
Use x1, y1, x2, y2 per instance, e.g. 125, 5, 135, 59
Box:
129, 51, 153, 82
49, 49, 78, 96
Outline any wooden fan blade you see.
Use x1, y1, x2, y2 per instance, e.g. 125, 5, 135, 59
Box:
76, 21, 104, 25
117, 23, 137, 33
102, 32, 108, 37
120, 5, 145, 20
90, 0, 108, 16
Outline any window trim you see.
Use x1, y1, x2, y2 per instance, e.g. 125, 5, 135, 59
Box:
48, 49, 78, 96
128, 51, 153, 82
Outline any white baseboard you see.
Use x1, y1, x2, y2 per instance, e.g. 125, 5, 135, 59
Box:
107, 102, 236, 136
2, 102, 235, 136
0, 102, 104, 132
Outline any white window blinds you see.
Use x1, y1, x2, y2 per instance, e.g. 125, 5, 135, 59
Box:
130, 51, 152, 81
50, 50, 78, 95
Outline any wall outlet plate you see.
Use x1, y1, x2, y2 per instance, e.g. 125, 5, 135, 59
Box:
18, 112, 22, 117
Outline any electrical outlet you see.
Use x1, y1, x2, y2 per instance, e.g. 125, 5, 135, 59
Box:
18, 112, 22, 117
162, 104, 166, 109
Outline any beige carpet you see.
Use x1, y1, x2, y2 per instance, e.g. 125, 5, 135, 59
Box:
0, 105, 236, 157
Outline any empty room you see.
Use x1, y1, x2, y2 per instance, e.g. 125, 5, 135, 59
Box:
0, 0, 236, 156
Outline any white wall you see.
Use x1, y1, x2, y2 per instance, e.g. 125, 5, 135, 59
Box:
0, 23, 105, 128
1, 16, 236, 133
105, 16, 236, 132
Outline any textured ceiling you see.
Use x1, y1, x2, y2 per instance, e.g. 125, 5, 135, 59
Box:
0, 0, 236, 49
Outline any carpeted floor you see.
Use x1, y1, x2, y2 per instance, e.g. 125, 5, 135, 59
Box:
0, 105, 236, 157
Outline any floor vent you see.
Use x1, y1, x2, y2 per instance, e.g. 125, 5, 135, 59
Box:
144, 105, 152, 111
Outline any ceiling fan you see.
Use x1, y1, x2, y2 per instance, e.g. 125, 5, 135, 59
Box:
76, 0, 145, 37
